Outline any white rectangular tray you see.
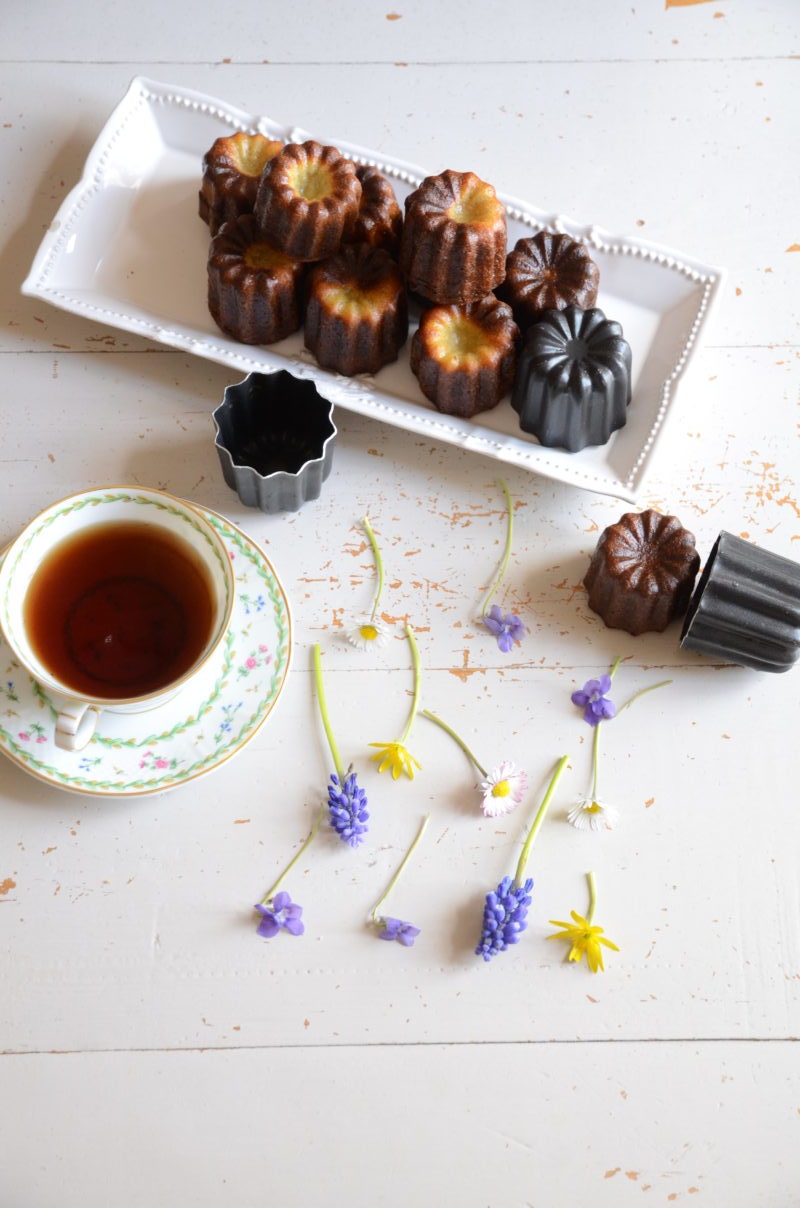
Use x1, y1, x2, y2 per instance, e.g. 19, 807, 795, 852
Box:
22, 76, 724, 501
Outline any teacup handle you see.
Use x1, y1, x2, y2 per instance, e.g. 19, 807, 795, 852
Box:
55, 701, 101, 752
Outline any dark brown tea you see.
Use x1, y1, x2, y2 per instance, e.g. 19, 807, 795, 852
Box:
24, 522, 216, 699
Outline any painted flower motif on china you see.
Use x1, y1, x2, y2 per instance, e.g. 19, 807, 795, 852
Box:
237, 645, 272, 678
18, 721, 46, 744
139, 749, 180, 772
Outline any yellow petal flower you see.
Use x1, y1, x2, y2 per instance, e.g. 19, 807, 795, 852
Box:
368, 740, 422, 781
546, 909, 619, 974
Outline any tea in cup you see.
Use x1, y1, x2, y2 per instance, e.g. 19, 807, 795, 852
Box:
0, 486, 235, 750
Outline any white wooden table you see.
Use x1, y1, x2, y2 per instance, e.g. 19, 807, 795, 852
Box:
1, 3, 798, 1204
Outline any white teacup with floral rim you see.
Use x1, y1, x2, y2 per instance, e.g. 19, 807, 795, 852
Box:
0, 486, 235, 751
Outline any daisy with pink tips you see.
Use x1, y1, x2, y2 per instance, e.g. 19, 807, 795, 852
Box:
422, 708, 528, 818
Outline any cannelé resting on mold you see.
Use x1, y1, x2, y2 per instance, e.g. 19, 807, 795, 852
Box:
410, 296, 519, 419
512, 305, 631, 452
304, 243, 408, 377
207, 214, 306, 345
584, 509, 701, 636
499, 232, 600, 331
254, 140, 362, 262
400, 170, 507, 305
199, 131, 284, 235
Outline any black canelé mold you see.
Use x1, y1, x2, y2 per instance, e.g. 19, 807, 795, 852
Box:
511, 305, 631, 452
680, 531, 800, 673
213, 370, 336, 513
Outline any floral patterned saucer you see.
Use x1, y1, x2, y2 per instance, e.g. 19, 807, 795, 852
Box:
0, 505, 291, 797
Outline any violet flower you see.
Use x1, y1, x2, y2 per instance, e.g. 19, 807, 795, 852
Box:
571, 674, 616, 726
478, 480, 526, 653
254, 808, 323, 940
482, 604, 526, 654
327, 769, 370, 848
369, 815, 429, 947
254, 891, 305, 939
378, 917, 421, 947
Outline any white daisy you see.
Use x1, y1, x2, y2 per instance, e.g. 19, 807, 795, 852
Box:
567, 796, 621, 832
478, 761, 528, 818
347, 616, 389, 652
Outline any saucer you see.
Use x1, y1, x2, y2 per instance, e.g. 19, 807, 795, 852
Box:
0, 505, 291, 797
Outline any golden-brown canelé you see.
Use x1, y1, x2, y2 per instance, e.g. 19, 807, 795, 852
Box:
305, 243, 408, 376
584, 509, 701, 636
501, 232, 600, 330
400, 170, 507, 305
346, 164, 403, 256
207, 214, 306, 345
410, 295, 519, 418
199, 131, 284, 235
254, 141, 362, 262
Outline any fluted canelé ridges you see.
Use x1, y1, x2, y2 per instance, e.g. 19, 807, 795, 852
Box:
400, 170, 507, 305
346, 164, 403, 256
305, 243, 408, 376
199, 132, 284, 234
501, 232, 600, 330
207, 215, 306, 345
410, 295, 519, 418
584, 508, 701, 635
254, 141, 362, 262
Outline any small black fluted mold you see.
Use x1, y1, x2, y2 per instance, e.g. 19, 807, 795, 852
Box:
511, 305, 631, 452
680, 531, 800, 673
213, 370, 336, 513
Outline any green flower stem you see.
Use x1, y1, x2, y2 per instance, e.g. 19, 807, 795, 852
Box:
514, 754, 570, 888
618, 679, 673, 713
420, 709, 488, 777
399, 624, 422, 745
261, 808, 324, 905
362, 516, 384, 623
587, 870, 597, 925
589, 661, 669, 799
481, 479, 514, 618
370, 814, 430, 924
591, 723, 602, 799
312, 643, 345, 782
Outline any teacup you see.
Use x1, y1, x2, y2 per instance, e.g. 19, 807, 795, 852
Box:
0, 486, 235, 751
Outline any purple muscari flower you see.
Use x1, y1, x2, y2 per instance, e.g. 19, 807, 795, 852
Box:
571, 674, 616, 726
378, 917, 421, 947
327, 769, 370, 847
482, 604, 526, 653
475, 875, 534, 962
254, 891, 304, 939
